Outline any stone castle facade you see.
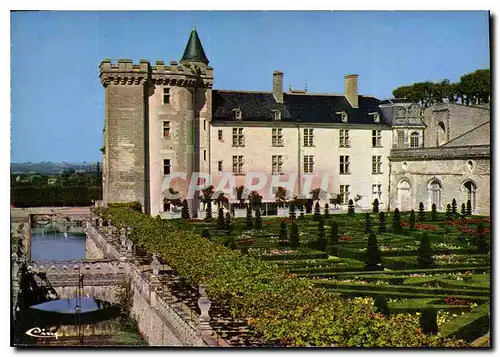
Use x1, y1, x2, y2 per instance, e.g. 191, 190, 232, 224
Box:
99, 28, 490, 217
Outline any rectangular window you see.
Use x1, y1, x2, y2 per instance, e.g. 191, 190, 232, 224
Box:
372, 156, 382, 174
233, 155, 244, 174
163, 202, 171, 212
232, 128, 244, 147
303, 155, 314, 173
218, 129, 223, 141
163, 87, 170, 104
372, 184, 382, 203
163, 159, 171, 175
303, 128, 314, 147
203, 150, 207, 161
272, 128, 284, 146
340, 156, 350, 174
372, 130, 382, 147
272, 155, 283, 174
397, 130, 405, 148
203, 120, 206, 131
339, 129, 350, 147
218, 161, 223, 172
163, 121, 171, 138
340, 185, 350, 204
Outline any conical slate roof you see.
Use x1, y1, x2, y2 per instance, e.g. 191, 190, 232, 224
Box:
180, 28, 209, 65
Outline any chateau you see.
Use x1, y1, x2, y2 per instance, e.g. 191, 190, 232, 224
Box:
99, 28, 490, 217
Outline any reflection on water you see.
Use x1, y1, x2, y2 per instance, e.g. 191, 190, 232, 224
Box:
31, 223, 86, 261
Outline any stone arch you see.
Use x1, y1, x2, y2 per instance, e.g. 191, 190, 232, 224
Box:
438, 121, 446, 146
461, 180, 477, 212
427, 179, 443, 210
397, 179, 412, 211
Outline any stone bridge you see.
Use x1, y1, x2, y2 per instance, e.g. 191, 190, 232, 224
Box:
26, 259, 127, 302
19, 217, 230, 347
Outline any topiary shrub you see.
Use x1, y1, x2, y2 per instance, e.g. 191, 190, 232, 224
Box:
317, 217, 326, 251
324, 203, 330, 219
181, 199, 190, 219
417, 232, 434, 268
365, 232, 382, 271
409, 209, 416, 230
373, 198, 379, 214
451, 198, 458, 216
373, 295, 390, 316
201, 228, 210, 239
289, 221, 300, 248
228, 236, 237, 250
378, 212, 386, 233
254, 207, 262, 230
419, 310, 438, 335
313, 201, 321, 221
289, 203, 297, 221
446, 204, 452, 220
392, 208, 402, 233
299, 204, 305, 220
461, 203, 466, 217
364, 212, 372, 234
418, 202, 425, 221
348, 199, 355, 216
431, 203, 437, 221
329, 220, 339, 246
466, 200, 472, 216
246, 205, 253, 229
475, 222, 489, 254
205, 200, 212, 221
225, 212, 233, 234
217, 207, 225, 229
279, 220, 288, 245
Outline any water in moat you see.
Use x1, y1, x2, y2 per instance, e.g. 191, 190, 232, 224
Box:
30, 223, 86, 261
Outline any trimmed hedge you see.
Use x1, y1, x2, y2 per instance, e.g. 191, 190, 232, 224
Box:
440, 303, 490, 342
94, 206, 467, 347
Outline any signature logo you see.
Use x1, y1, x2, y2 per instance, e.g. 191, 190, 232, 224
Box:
25, 327, 59, 339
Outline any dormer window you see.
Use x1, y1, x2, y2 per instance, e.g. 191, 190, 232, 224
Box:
337, 111, 348, 123
233, 108, 242, 120
272, 110, 281, 121
370, 112, 380, 123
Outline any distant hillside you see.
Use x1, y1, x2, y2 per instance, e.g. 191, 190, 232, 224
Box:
11, 162, 100, 174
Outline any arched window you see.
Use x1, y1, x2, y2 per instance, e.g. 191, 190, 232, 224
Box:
463, 181, 477, 210
438, 122, 446, 146
410, 132, 420, 148
397, 180, 411, 211
428, 180, 442, 209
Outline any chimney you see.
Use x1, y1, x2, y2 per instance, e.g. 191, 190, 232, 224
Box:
273, 70, 283, 103
344, 74, 359, 108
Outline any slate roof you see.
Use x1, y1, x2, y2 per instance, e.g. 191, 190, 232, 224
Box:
212, 91, 391, 126
180, 29, 209, 65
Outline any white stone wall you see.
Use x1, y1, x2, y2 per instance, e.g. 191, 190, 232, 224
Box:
210, 124, 391, 209
390, 157, 490, 215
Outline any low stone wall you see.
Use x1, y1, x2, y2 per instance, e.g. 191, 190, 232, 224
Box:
83, 225, 224, 347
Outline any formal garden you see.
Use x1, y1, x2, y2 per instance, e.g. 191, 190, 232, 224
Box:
93, 191, 490, 347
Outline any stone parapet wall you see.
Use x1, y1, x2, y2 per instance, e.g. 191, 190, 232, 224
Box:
81, 224, 225, 346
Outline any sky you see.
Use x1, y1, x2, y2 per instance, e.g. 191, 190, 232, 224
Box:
10, 11, 490, 163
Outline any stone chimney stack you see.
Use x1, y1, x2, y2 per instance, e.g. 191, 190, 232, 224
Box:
273, 70, 283, 103
344, 74, 359, 108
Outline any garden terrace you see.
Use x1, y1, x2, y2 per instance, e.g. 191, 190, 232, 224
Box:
92, 204, 490, 346
163, 209, 490, 344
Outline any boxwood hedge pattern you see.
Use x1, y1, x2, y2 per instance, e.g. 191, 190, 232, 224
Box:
94, 205, 473, 347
